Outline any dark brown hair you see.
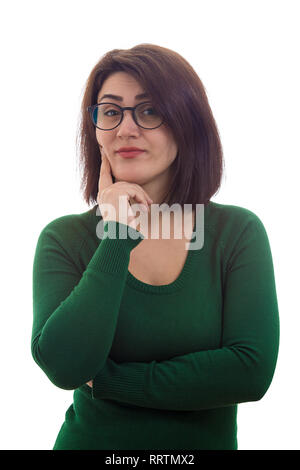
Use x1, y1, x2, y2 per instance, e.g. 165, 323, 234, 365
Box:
77, 43, 224, 211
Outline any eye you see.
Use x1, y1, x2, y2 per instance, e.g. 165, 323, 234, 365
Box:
138, 104, 158, 116
143, 107, 155, 115
104, 109, 121, 116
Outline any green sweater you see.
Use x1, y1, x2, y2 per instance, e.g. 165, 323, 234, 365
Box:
31, 201, 279, 450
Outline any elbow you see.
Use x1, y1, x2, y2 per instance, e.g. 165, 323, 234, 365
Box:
31, 342, 77, 390
49, 376, 85, 391
32, 350, 95, 390
249, 381, 270, 402
31, 337, 106, 391
245, 363, 277, 403
234, 343, 279, 404
45, 375, 79, 391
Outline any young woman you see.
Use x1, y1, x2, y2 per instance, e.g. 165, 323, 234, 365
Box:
31, 43, 279, 450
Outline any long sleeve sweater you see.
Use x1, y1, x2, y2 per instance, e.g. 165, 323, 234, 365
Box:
31, 201, 280, 450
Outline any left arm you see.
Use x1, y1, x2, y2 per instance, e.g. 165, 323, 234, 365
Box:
90, 215, 280, 411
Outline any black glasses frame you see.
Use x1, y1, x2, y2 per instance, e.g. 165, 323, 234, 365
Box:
87, 101, 164, 131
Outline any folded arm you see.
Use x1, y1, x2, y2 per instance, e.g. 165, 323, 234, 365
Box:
91, 215, 280, 411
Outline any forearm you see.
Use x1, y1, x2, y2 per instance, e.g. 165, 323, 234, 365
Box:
91, 338, 279, 411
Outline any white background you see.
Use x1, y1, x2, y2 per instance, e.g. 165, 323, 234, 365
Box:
0, 0, 299, 450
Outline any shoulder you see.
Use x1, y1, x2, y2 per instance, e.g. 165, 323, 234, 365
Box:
206, 200, 266, 234
204, 200, 271, 258
206, 200, 263, 224
35, 205, 98, 252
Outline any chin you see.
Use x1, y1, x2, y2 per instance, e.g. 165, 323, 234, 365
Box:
114, 171, 148, 185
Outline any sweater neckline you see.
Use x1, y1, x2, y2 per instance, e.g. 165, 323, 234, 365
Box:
125, 205, 206, 295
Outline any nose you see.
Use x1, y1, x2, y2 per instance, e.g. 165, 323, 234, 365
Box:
116, 109, 140, 136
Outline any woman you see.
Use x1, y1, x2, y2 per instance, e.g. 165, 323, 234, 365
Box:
31, 43, 280, 450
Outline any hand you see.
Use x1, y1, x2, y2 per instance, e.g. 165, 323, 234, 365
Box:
86, 380, 93, 388
97, 151, 153, 237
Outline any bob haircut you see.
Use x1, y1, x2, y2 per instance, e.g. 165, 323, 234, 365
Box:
77, 43, 224, 211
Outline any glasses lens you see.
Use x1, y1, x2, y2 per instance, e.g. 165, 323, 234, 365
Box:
91, 103, 163, 129
135, 102, 163, 129
92, 103, 121, 130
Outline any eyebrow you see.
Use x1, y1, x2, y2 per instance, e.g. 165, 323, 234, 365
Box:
98, 93, 149, 103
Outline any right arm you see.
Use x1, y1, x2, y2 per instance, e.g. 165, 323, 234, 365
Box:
31, 219, 144, 390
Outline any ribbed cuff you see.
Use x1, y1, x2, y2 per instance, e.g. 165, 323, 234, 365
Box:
92, 357, 146, 406
87, 220, 144, 276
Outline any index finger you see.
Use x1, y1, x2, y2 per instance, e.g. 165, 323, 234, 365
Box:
98, 153, 113, 193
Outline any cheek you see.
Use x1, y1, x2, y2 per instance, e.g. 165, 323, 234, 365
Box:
95, 128, 108, 141
95, 131, 112, 152
95, 130, 102, 145
160, 131, 178, 160
166, 141, 178, 164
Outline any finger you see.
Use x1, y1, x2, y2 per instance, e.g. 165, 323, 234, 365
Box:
138, 191, 152, 209
133, 184, 153, 204
98, 152, 113, 193
127, 189, 150, 212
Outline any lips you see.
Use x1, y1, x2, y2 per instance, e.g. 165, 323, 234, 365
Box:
117, 147, 144, 152
118, 150, 145, 158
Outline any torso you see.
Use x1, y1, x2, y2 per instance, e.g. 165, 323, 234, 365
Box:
128, 210, 195, 286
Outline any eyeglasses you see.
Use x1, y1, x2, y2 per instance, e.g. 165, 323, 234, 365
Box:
87, 101, 164, 130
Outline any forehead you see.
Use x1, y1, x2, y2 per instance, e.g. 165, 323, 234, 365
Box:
97, 72, 145, 100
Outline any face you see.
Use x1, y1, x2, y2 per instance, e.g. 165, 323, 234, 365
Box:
95, 71, 178, 203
